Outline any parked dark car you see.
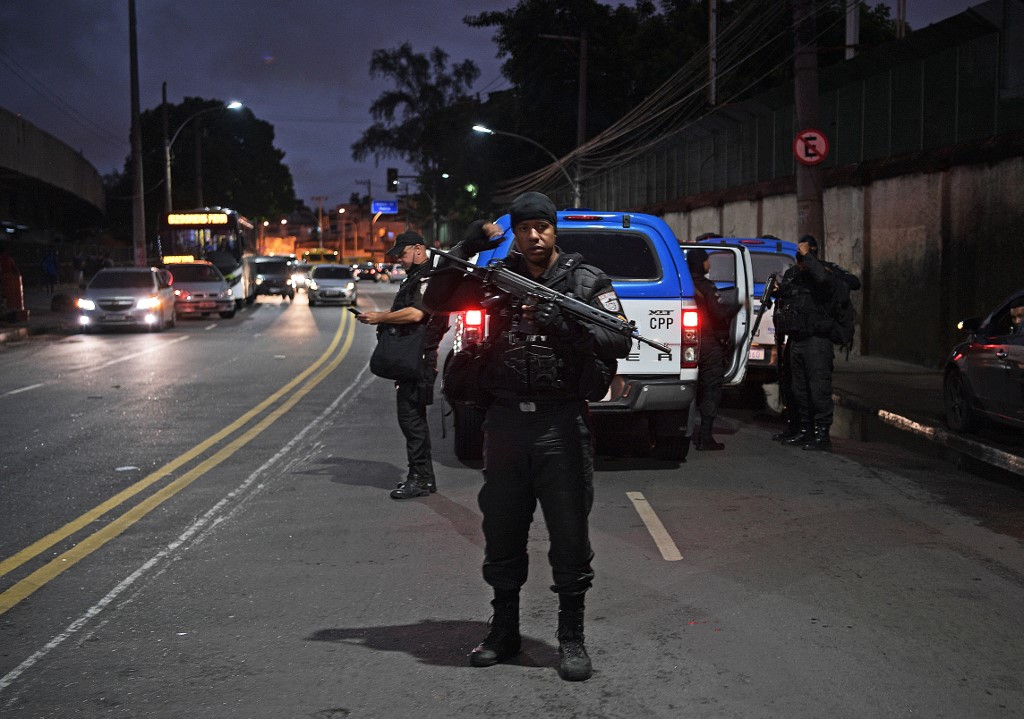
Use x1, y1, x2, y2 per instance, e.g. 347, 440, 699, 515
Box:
943, 289, 1024, 432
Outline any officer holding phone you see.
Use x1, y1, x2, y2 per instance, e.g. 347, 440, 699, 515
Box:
356, 231, 447, 498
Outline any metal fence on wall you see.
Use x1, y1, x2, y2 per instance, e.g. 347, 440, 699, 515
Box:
584, 19, 1020, 211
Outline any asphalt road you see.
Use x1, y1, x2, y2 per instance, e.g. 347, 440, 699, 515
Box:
1, 283, 1022, 718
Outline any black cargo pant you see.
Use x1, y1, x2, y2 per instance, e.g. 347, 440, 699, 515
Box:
697, 338, 727, 419
395, 378, 434, 483
789, 335, 835, 427
479, 400, 595, 597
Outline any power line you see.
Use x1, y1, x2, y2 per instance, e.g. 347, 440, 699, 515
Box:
0, 48, 125, 147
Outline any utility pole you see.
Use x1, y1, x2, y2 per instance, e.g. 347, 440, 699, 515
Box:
539, 31, 587, 204
194, 116, 204, 207
129, 0, 146, 266
354, 180, 372, 258
162, 82, 171, 219
793, 0, 825, 254
311, 195, 327, 246
708, 0, 718, 106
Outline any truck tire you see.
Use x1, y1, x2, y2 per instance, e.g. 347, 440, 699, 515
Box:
651, 434, 691, 461
453, 403, 485, 461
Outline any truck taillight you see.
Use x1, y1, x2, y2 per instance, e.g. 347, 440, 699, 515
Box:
681, 309, 699, 368
457, 308, 485, 347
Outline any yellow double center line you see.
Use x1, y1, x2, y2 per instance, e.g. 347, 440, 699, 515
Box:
0, 309, 357, 615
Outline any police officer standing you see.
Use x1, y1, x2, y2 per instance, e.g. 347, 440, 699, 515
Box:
687, 247, 740, 450
357, 231, 446, 498
772, 235, 859, 451
425, 192, 631, 681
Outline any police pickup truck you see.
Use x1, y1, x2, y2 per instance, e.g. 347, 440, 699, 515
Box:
440, 210, 754, 461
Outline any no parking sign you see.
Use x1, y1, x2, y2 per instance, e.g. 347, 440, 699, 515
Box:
793, 128, 830, 166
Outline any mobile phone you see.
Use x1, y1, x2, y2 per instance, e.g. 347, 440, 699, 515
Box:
348, 307, 362, 315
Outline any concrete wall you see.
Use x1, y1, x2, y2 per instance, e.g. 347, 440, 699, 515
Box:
662, 155, 1023, 367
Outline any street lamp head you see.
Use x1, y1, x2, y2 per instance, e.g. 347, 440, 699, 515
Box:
226, 101, 243, 110
472, 125, 495, 135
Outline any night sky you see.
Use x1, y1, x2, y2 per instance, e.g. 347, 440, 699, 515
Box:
0, 1, 979, 209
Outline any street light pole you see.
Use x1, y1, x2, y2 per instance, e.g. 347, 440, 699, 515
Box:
163, 98, 243, 213
472, 125, 581, 205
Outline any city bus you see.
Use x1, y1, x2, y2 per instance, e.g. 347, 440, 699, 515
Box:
160, 207, 257, 308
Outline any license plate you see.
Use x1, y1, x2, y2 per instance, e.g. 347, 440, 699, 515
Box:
103, 313, 127, 321
323, 291, 340, 297
197, 302, 217, 309
748, 347, 766, 361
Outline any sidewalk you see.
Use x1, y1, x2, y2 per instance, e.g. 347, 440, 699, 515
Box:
3, 285, 1021, 476
0, 283, 80, 343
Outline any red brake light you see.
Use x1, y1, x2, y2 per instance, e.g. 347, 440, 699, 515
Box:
739, 239, 766, 245
561, 215, 605, 222
464, 309, 483, 327
682, 310, 699, 328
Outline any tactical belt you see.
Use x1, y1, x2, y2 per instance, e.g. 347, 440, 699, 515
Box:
490, 397, 578, 413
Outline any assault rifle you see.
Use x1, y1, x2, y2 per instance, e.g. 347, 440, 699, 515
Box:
750, 272, 778, 341
428, 247, 672, 355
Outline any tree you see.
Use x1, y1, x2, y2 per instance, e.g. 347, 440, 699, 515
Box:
353, 43, 480, 171
104, 97, 298, 245
352, 43, 498, 229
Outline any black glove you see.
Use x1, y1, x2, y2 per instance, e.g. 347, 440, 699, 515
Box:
532, 300, 583, 338
454, 219, 503, 258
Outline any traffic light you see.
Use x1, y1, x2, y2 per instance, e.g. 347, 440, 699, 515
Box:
386, 168, 399, 192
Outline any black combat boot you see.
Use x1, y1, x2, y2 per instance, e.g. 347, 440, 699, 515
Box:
772, 415, 801, 442
470, 601, 521, 667
389, 475, 430, 499
395, 474, 436, 494
802, 423, 832, 451
694, 416, 725, 451
781, 423, 813, 447
556, 609, 592, 681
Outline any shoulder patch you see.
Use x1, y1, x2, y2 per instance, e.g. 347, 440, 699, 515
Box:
596, 290, 621, 313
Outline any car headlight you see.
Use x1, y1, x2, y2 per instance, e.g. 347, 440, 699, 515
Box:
308, 280, 319, 291
136, 296, 161, 310
77, 298, 96, 311
346, 282, 355, 291
256, 276, 264, 285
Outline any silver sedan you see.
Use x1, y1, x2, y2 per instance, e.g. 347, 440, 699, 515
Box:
306, 264, 358, 306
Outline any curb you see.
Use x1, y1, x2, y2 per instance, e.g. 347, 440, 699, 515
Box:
0, 326, 29, 344
833, 389, 1024, 478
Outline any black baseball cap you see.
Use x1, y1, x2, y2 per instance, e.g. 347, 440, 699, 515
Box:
384, 231, 425, 258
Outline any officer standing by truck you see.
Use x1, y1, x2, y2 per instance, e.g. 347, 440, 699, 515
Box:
357, 231, 446, 498
687, 247, 740, 450
772, 236, 859, 451
425, 192, 631, 681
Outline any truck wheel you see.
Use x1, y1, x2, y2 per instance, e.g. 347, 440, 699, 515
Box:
651, 434, 691, 461
453, 403, 485, 460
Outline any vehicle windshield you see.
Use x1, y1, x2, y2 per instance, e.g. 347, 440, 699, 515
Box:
167, 264, 223, 282
88, 271, 154, 289
554, 230, 661, 281
255, 259, 292, 275
706, 251, 795, 285
312, 267, 354, 280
